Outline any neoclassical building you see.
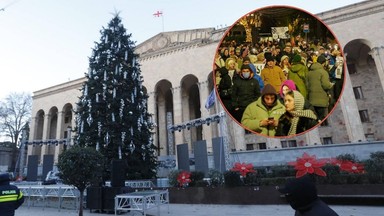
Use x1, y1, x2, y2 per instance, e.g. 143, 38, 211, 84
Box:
27, 0, 384, 168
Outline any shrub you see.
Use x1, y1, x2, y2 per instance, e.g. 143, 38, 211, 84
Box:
208, 169, 224, 187
189, 171, 205, 187
243, 172, 260, 186
336, 153, 358, 163
168, 170, 182, 187
224, 171, 243, 187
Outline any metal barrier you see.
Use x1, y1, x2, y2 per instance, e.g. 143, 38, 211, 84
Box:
105, 180, 156, 188
18, 185, 80, 210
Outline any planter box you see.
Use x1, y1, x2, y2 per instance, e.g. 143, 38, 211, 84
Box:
168, 184, 384, 205
169, 186, 285, 204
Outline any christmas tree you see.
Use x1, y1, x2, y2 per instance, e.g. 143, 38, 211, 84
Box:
75, 14, 157, 180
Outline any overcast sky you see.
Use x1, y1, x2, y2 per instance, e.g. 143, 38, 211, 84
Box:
0, 0, 365, 100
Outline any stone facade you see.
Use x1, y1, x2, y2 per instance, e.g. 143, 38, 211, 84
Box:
27, 0, 384, 167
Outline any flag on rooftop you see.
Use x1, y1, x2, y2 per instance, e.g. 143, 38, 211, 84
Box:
153, 10, 163, 17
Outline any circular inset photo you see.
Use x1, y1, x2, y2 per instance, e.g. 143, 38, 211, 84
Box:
214, 6, 345, 138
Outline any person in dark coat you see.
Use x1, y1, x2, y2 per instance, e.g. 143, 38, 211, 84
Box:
0, 173, 24, 216
217, 67, 233, 112
278, 175, 339, 216
231, 64, 261, 123
276, 90, 319, 136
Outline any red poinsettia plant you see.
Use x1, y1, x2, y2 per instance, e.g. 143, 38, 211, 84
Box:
288, 152, 366, 178
231, 162, 256, 177
329, 158, 365, 174
177, 171, 191, 187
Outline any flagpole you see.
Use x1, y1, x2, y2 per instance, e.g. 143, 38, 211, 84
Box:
162, 12, 164, 32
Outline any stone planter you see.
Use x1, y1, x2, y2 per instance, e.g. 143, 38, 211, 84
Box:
167, 184, 384, 205
169, 186, 284, 204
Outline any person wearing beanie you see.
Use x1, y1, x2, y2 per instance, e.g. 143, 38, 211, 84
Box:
241, 84, 285, 136
307, 55, 334, 121
230, 64, 261, 123
261, 54, 287, 94
276, 90, 319, 136
289, 54, 309, 98
278, 175, 339, 216
0, 173, 24, 216
279, 55, 291, 79
279, 79, 297, 99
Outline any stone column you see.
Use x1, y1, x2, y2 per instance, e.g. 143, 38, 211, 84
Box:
40, 114, 51, 164
339, 57, 366, 142
232, 122, 246, 151
54, 111, 64, 163
148, 91, 159, 155
369, 46, 384, 91
27, 116, 38, 156
305, 128, 322, 145
171, 87, 183, 146
158, 96, 167, 156
198, 81, 213, 153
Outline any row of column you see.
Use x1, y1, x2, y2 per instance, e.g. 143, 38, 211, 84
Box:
27, 111, 73, 164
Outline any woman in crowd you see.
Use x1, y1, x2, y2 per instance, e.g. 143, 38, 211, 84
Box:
279, 55, 291, 79
276, 90, 319, 136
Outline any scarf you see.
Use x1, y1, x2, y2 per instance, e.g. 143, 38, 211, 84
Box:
288, 91, 318, 135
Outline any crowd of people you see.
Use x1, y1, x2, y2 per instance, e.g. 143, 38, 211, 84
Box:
215, 36, 344, 137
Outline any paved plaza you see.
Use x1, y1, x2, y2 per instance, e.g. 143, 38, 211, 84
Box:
16, 203, 384, 216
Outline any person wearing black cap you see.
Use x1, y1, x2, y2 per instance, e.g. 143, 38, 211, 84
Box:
307, 54, 334, 121
0, 173, 24, 216
278, 175, 339, 216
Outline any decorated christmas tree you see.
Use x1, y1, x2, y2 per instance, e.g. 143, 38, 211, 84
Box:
75, 14, 157, 180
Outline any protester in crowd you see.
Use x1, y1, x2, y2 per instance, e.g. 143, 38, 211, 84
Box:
307, 55, 334, 121
261, 55, 286, 94
278, 175, 339, 216
289, 54, 308, 99
217, 67, 233, 112
0, 173, 24, 216
279, 55, 291, 79
231, 64, 261, 123
241, 84, 285, 136
225, 58, 239, 82
279, 80, 297, 101
276, 90, 318, 136
242, 56, 264, 90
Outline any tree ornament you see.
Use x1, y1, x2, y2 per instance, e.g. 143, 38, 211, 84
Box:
128, 140, 135, 153
119, 99, 125, 118
87, 114, 93, 126
98, 122, 102, 137
104, 132, 110, 146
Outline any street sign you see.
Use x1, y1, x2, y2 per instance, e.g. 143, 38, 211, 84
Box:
303, 24, 309, 33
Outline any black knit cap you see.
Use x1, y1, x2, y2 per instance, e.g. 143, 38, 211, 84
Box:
240, 64, 252, 71
0, 173, 10, 183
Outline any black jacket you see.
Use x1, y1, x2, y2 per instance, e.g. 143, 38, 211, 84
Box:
276, 113, 318, 136
295, 199, 339, 216
0, 181, 24, 216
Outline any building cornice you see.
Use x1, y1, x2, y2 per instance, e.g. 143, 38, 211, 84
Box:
317, 0, 384, 25
32, 77, 85, 100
